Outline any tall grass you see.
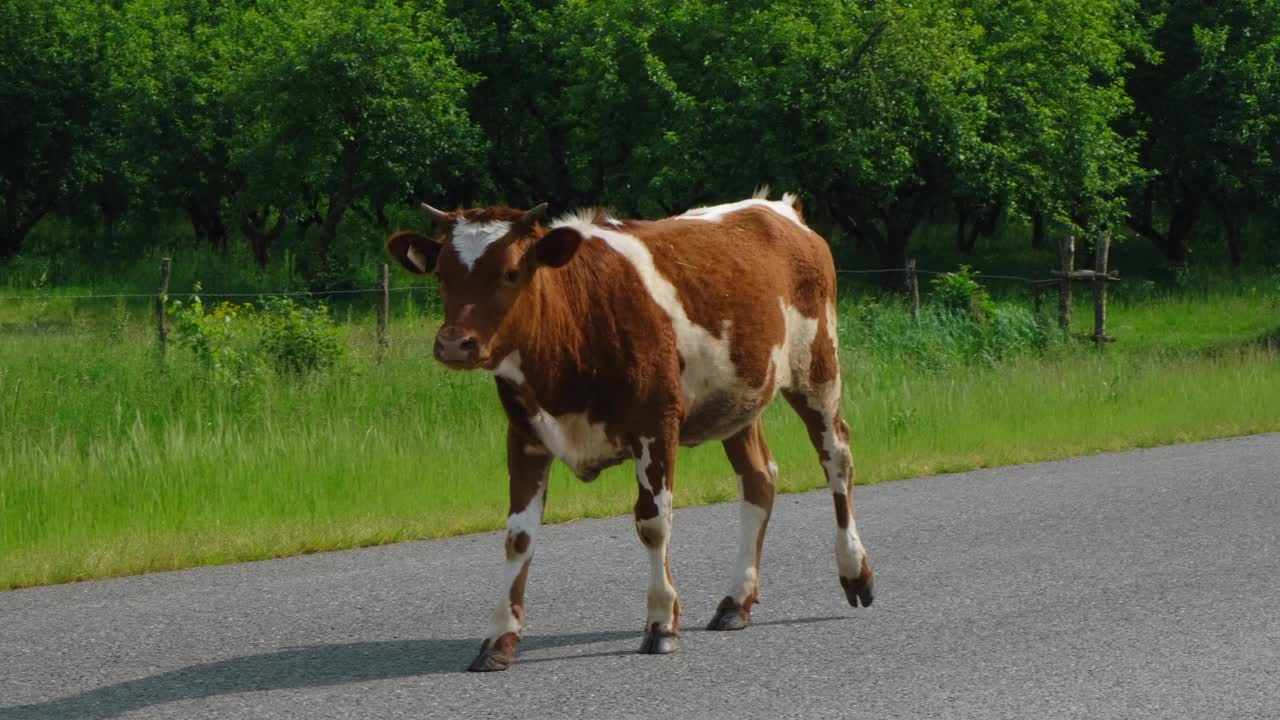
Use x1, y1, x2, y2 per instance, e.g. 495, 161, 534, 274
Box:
1, 289, 1277, 591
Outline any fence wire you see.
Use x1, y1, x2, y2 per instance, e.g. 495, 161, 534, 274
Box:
0, 286, 433, 302
837, 267, 1040, 283
1, 266, 1050, 302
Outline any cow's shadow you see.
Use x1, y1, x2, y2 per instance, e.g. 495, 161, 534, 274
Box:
0, 616, 843, 720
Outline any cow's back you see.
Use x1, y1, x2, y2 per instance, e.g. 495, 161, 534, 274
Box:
555, 200, 838, 445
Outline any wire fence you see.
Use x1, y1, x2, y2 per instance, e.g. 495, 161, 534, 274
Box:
0, 286, 434, 301
2, 254, 1119, 341
835, 267, 1042, 283
1, 266, 1043, 302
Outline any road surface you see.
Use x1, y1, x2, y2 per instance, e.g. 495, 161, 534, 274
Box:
2, 434, 1278, 719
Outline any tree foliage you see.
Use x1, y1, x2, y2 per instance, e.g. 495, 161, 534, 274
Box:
0, 0, 112, 260
2, 0, 1277, 281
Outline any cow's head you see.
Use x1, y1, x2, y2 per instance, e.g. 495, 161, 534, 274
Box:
386, 203, 583, 370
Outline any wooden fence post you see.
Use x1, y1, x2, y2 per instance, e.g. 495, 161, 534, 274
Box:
905, 258, 920, 322
377, 262, 390, 357
1092, 233, 1113, 343
155, 258, 171, 355
1032, 282, 1043, 319
1057, 235, 1074, 330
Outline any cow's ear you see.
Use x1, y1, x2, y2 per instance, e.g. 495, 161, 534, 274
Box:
386, 231, 442, 274
534, 226, 583, 269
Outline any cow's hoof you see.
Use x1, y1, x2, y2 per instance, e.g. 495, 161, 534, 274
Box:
638, 624, 680, 655
840, 558, 875, 608
467, 636, 516, 672
706, 596, 752, 631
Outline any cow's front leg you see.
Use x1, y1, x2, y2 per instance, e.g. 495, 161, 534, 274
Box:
634, 429, 680, 655
468, 428, 552, 672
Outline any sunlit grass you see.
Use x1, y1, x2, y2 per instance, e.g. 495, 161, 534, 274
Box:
1, 289, 1276, 590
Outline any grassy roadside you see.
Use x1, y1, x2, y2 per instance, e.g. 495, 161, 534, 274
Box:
1, 289, 1277, 591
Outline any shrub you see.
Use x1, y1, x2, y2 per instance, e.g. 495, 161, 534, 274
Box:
168, 291, 345, 381
841, 295, 1053, 372
930, 265, 994, 318
169, 291, 261, 385
257, 298, 345, 376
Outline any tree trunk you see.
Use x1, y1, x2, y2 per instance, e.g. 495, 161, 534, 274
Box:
1, 212, 45, 262
242, 210, 286, 271
186, 198, 228, 253
1125, 181, 1200, 266
0, 230, 20, 262
1031, 211, 1045, 249
1224, 219, 1242, 266
315, 191, 353, 265
2, 183, 46, 261
1208, 194, 1243, 267
876, 197, 925, 291
829, 191, 920, 292
875, 225, 910, 291
313, 140, 360, 269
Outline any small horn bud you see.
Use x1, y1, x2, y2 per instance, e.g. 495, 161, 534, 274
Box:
420, 203, 451, 225
521, 203, 549, 223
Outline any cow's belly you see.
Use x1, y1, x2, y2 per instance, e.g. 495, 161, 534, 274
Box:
679, 384, 772, 446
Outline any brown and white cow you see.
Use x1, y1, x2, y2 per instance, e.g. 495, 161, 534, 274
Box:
386, 191, 873, 672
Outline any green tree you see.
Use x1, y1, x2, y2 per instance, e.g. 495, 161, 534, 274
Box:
444, 1, 564, 208
1127, 1, 1280, 264
968, 0, 1148, 249
221, 0, 480, 279
545, 0, 990, 286
0, 0, 112, 261
107, 0, 240, 252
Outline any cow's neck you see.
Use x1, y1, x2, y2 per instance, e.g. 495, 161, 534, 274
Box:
490, 261, 594, 400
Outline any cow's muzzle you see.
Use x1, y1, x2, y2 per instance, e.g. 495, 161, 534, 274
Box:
434, 326, 483, 369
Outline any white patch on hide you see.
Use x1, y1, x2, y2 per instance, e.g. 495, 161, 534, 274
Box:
674, 193, 810, 232
768, 298, 820, 395
730, 494, 769, 602
634, 436, 677, 628
550, 219, 739, 414
452, 218, 511, 272
491, 351, 526, 386
835, 524, 866, 580
528, 409, 621, 479
487, 485, 544, 639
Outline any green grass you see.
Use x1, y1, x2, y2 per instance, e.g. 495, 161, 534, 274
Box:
1, 285, 1277, 591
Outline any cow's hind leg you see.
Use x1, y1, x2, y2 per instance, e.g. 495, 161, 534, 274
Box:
782, 385, 874, 608
468, 428, 551, 672
708, 418, 776, 631
634, 427, 681, 654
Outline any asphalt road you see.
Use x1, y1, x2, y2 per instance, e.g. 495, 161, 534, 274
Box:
2, 434, 1278, 720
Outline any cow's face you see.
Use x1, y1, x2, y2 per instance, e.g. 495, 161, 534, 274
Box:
386, 204, 582, 370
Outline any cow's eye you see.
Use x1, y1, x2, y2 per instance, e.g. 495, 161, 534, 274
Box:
504, 269, 520, 284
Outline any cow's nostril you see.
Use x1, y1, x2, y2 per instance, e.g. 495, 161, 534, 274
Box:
459, 337, 479, 355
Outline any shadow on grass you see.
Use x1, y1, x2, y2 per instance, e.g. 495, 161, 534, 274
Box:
1192, 324, 1280, 356
0, 616, 846, 719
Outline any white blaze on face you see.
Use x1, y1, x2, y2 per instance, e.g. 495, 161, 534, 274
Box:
674, 193, 811, 233
552, 217, 738, 412
451, 218, 512, 272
